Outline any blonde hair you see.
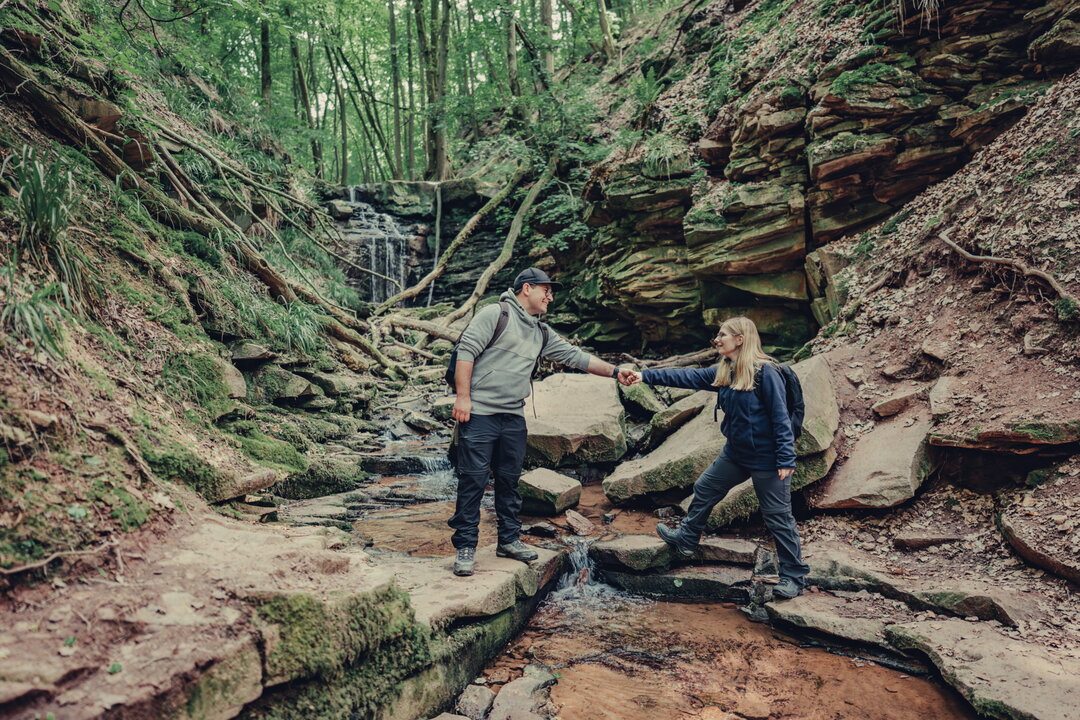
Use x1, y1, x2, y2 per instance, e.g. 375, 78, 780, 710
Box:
711, 316, 774, 391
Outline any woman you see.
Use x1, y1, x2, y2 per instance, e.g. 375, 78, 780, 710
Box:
625, 316, 808, 599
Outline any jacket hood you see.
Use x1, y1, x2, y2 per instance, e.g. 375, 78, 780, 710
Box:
499, 289, 539, 327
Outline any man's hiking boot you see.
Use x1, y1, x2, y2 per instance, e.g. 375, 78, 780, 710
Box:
773, 577, 803, 600
495, 540, 539, 563
453, 547, 476, 576
656, 523, 696, 559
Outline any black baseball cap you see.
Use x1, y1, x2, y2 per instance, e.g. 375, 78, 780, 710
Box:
513, 267, 563, 291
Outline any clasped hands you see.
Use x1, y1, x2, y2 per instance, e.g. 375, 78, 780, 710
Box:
616, 369, 643, 387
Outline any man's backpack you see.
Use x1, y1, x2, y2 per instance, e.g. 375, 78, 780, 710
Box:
756, 363, 805, 440
443, 302, 549, 391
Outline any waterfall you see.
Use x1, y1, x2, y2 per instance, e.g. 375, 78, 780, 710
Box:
337, 189, 413, 304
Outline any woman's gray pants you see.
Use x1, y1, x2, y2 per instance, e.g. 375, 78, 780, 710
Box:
678, 453, 809, 586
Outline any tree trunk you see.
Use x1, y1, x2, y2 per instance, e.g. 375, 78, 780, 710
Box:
287, 20, 323, 177
504, 1, 522, 101
433, 0, 451, 179
260, 18, 271, 112
388, 0, 404, 179
596, 0, 616, 61
405, 5, 416, 179
540, 0, 555, 76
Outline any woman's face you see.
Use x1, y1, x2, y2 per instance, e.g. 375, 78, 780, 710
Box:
712, 327, 744, 359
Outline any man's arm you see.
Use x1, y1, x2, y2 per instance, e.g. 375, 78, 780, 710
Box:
585, 355, 620, 379
452, 360, 474, 423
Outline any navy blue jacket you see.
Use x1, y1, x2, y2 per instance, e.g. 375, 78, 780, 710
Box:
642, 364, 796, 471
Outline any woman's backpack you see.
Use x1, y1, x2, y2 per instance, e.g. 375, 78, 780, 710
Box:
756, 364, 805, 440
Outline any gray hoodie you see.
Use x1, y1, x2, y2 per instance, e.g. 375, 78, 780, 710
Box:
456, 290, 591, 416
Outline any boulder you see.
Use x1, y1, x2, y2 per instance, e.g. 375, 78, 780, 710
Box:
691, 446, 838, 530
231, 342, 276, 364
564, 509, 596, 536
872, 384, 927, 417
488, 667, 557, 720
719, 270, 808, 301
618, 381, 665, 418
792, 354, 840, 456
644, 389, 711, 447
404, 411, 442, 434
887, 620, 1080, 720
698, 537, 758, 565
525, 374, 627, 466
519, 469, 581, 515
892, 533, 963, 550
929, 376, 961, 419
325, 200, 354, 220
249, 366, 319, 404
811, 410, 934, 509
591, 535, 674, 572
456, 685, 495, 720
603, 405, 724, 504
212, 356, 247, 399
303, 372, 373, 399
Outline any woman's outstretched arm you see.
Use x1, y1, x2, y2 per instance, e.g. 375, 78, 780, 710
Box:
640, 367, 716, 391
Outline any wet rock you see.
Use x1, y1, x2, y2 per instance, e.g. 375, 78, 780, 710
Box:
456, 684, 495, 720
765, 594, 888, 646
404, 411, 442, 434
519, 469, 581, 516
603, 405, 724, 504
326, 200, 354, 220
591, 535, 673, 572
488, 666, 557, 720
564, 510, 596, 536
793, 354, 841, 456
886, 620, 1080, 720
604, 564, 753, 601
694, 446, 838, 530
302, 371, 373, 399
811, 410, 934, 509
892, 533, 962, 550
525, 374, 627, 466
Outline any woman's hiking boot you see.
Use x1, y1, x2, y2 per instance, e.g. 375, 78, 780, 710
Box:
453, 547, 476, 576
773, 577, 803, 599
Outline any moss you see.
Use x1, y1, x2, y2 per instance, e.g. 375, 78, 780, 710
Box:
232, 430, 307, 474
270, 457, 369, 500
249, 585, 426, 685
1012, 422, 1068, 442
830, 63, 902, 97
88, 478, 149, 530
140, 436, 226, 499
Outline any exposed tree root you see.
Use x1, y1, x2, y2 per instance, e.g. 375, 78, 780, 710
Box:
442, 157, 557, 325
372, 164, 527, 315
939, 231, 1079, 319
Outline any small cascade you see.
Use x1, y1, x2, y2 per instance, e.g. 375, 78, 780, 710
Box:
336, 188, 415, 303
548, 536, 628, 605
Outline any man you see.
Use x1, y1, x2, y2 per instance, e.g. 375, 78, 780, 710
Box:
449, 267, 624, 576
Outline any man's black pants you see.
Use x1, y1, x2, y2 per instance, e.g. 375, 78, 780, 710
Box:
448, 412, 527, 549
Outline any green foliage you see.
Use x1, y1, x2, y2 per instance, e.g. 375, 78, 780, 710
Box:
11, 146, 100, 311
161, 351, 231, 415
227, 421, 307, 474
0, 272, 69, 359
1055, 297, 1078, 321
170, 230, 224, 269
642, 132, 686, 179
632, 68, 662, 115
140, 435, 226, 499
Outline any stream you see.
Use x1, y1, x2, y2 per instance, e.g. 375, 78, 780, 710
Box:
281, 438, 980, 720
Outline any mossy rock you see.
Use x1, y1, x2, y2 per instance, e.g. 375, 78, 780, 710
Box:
271, 456, 369, 500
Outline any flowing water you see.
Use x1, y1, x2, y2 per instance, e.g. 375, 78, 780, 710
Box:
337, 190, 414, 303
